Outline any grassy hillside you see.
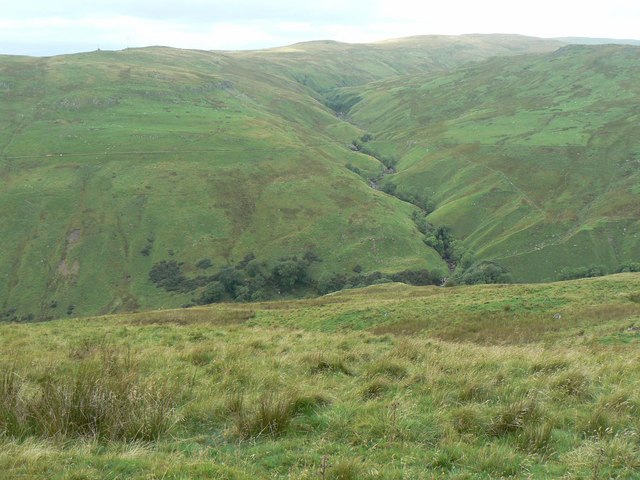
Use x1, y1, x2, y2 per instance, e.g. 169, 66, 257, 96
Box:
0, 48, 439, 319
0, 35, 564, 318
231, 34, 563, 97
342, 44, 640, 281
1, 274, 640, 478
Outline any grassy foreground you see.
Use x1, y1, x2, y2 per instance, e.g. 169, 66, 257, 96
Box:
2, 274, 640, 478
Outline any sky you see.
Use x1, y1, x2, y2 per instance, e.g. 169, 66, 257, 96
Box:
1, 0, 639, 56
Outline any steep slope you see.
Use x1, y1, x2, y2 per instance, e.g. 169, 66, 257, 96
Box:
0, 35, 567, 319
341, 44, 640, 281
0, 47, 445, 319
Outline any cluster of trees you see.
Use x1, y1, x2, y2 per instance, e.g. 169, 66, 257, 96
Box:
149, 252, 318, 304
559, 262, 640, 281
149, 251, 446, 306
448, 260, 513, 285
351, 134, 398, 169
317, 268, 444, 295
410, 210, 512, 285
411, 211, 467, 268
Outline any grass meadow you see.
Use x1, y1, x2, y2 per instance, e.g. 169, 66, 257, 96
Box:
2, 274, 639, 478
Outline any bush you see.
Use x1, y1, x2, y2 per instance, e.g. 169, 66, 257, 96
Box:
217, 267, 245, 296
424, 226, 461, 264
149, 260, 187, 291
456, 261, 512, 285
390, 269, 443, 286
318, 274, 349, 295
559, 265, 608, 280
617, 262, 640, 273
197, 281, 225, 304
235, 253, 256, 270
380, 182, 397, 195
195, 258, 213, 270
271, 259, 308, 292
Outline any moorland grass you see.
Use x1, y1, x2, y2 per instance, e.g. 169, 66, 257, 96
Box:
1, 275, 639, 478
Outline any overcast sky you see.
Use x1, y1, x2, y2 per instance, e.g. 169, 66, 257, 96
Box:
2, 0, 639, 56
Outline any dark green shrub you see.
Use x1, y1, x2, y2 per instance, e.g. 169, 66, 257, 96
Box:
197, 281, 225, 304
149, 260, 187, 291
195, 258, 213, 270
318, 274, 349, 295
559, 265, 608, 280
390, 269, 442, 286
271, 259, 308, 292
235, 253, 256, 270
457, 261, 512, 285
617, 261, 640, 273
217, 267, 245, 296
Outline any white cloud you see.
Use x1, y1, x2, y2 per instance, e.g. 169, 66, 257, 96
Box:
0, 0, 638, 56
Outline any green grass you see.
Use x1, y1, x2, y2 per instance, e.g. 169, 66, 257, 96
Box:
0, 45, 456, 318
1, 37, 638, 319
344, 44, 640, 282
1, 274, 640, 478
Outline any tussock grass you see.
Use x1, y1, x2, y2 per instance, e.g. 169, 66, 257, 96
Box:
229, 390, 328, 440
2, 276, 640, 477
306, 353, 353, 376
0, 347, 178, 441
450, 405, 486, 435
365, 358, 408, 379
361, 377, 392, 400
551, 370, 591, 399
327, 458, 362, 480
487, 398, 540, 437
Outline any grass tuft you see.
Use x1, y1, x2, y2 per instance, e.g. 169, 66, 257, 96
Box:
366, 359, 408, 379
327, 458, 361, 480
230, 390, 324, 440
487, 398, 539, 437
517, 419, 555, 455
0, 350, 177, 441
306, 353, 353, 376
552, 370, 591, 399
361, 377, 392, 400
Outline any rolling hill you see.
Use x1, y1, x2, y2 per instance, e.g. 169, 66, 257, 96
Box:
340, 44, 640, 281
0, 35, 566, 319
